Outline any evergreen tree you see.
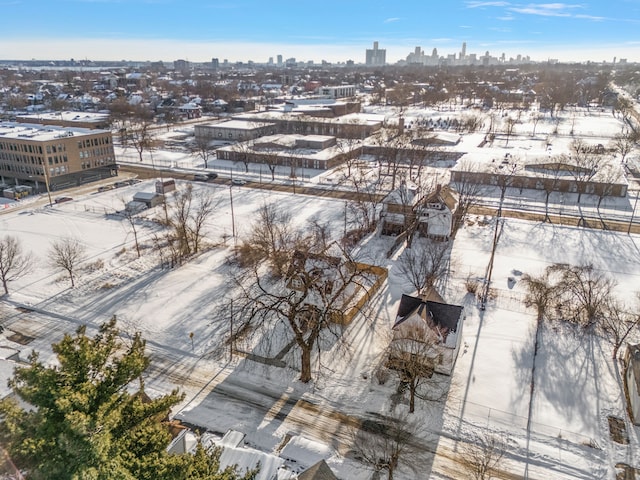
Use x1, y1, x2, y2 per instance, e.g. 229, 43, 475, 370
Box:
0, 317, 257, 480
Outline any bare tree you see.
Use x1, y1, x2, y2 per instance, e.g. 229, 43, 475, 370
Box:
397, 240, 452, 297
568, 139, 602, 204
372, 128, 411, 190
611, 132, 635, 163
190, 135, 215, 169
231, 140, 254, 174
0, 236, 32, 295
538, 158, 567, 223
236, 202, 293, 277
335, 121, 364, 178
346, 164, 387, 235
503, 116, 517, 147
598, 297, 640, 360
595, 163, 621, 214
549, 263, 615, 329
387, 323, 442, 413
234, 216, 373, 383
118, 198, 142, 258
49, 238, 87, 287
350, 412, 422, 480
450, 163, 485, 235
166, 184, 217, 262
522, 270, 556, 325
459, 432, 508, 480
127, 120, 155, 163
530, 112, 542, 137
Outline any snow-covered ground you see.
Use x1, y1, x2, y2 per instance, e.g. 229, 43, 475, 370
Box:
2, 101, 640, 478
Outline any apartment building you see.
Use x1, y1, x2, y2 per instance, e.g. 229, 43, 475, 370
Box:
0, 122, 117, 191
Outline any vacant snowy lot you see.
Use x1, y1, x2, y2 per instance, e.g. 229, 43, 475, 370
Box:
2, 176, 640, 478
3, 95, 640, 478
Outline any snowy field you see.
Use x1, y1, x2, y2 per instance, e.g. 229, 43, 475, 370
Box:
2, 101, 640, 478
2, 176, 640, 478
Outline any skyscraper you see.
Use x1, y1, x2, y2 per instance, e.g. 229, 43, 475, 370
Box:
365, 41, 386, 66
461, 42, 467, 59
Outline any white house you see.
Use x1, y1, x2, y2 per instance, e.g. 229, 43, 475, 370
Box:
415, 184, 458, 240
380, 183, 458, 240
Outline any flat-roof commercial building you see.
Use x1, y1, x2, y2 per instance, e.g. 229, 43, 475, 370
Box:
194, 120, 276, 143
233, 112, 382, 139
0, 122, 117, 191
16, 111, 111, 130
217, 134, 362, 171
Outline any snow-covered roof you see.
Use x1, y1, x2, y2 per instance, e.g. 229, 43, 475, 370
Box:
394, 294, 463, 348
16, 111, 110, 125
201, 432, 285, 480
0, 122, 109, 141
202, 120, 274, 130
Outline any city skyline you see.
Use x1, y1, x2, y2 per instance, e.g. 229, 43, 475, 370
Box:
1, 1, 639, 64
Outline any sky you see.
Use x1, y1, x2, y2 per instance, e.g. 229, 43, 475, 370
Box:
1, 1, 639, 64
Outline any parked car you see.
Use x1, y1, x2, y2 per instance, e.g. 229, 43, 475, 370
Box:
54, 196, 73, 204
194, 174, 209, 182
206, 172, 218, 179
231, 179, 246, 186
98, 185, 114, 192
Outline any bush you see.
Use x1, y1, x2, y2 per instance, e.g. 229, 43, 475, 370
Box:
375, 366, 390, 385
465, 275, 479, 294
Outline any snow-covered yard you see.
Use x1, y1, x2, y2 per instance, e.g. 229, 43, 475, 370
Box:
2, 100, 640, 478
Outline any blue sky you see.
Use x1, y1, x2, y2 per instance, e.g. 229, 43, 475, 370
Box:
1, 1, 639, 63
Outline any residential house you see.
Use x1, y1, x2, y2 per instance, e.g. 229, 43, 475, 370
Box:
298, 460, 338, 480
415, 185, 458, 240
392, 294, 465, 375
380, 181, 419, 236
380, 183, 458, 240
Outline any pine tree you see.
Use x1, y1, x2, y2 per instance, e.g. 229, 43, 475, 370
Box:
0, 317, 257, 480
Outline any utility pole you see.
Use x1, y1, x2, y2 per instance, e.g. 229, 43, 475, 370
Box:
229, 298, 234, 361
41, 162, 53, 207
628, 190, 639, 235
229, 184, 237, 247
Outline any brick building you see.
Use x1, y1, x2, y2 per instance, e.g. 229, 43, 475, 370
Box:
0, 122, 117, 191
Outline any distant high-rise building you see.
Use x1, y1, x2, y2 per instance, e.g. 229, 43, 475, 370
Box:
461, 42, 467, 59
173, 59, 190, 72
277, 55, 283, 66
268, 57, 273, 65
365, 41, 386, 66
211, 58, 219, 69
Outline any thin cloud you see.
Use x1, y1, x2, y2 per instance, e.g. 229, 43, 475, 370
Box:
384, 17, 401, 23
509, 3, 583, 17
575, 14, 606, 21
466, 1, 510, 7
